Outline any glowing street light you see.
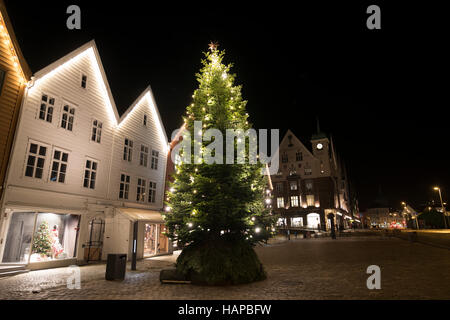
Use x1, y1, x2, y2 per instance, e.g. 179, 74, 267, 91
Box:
433, 187, 448, 229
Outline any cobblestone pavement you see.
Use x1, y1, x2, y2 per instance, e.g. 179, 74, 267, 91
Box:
1, 236, 450, 300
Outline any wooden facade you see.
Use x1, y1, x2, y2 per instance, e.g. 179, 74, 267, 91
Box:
0, 0, 31, 200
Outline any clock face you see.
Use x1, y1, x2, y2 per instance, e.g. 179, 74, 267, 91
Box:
317, 143, 323, 150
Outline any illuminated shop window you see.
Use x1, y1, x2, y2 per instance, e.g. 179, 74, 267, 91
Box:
1, 212, 80, 263
291, 217, 303, 227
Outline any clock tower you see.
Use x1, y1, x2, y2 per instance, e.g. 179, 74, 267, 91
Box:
311, 119, 331, 176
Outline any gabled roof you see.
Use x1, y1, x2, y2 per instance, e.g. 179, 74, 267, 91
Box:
0, 0, 31, 80
119, 85, 168, 151
31, 40, 168, 151
280, 129, 316, 159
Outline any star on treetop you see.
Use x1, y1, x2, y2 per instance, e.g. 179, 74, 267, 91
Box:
208, 41, 219, 51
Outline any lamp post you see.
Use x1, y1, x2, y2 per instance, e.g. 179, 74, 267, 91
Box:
433, 187, 447, 229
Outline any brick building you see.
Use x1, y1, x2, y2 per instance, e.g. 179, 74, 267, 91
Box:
271, 125, 358, 233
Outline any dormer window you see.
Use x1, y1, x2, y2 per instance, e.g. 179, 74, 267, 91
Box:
81, 74, 87, 89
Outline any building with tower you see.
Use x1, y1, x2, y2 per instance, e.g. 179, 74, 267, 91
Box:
271, 123, 358, 234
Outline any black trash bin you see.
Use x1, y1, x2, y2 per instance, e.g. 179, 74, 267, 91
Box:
105, 254, 127, 281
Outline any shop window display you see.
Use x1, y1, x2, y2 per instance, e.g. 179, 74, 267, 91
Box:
2, 212, 80, 263
143, 224, 169, 257
29, 213, 80, 262
2, 212, 35, 263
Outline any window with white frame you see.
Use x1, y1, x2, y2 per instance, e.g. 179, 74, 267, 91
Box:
25, 142, 47, 179
290, 196, 299, 207
151, 150, 159, 170
50, 149, 69, 183
119, 174, 130, 200
140, 145, 149, 167
148, 181, 156, 203
275, 183, 283, 193
137, 178, 147, 202
39, 94, 55, 123
81, 74, 87, 89
123, 138, 133, 161
83, 160, 97, 189
277, 197, 285, 208
304, 168, 312, 176
306, 195, 315, 207
91, 120, 102, 143
61, 104, 75, 131
290, 181, 298, 191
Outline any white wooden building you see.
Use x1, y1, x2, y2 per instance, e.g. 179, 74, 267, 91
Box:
0, 41, 171, 270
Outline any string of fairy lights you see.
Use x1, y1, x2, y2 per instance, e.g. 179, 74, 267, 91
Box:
0, 12, 26, 84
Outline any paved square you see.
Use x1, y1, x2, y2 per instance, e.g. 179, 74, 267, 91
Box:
1, 236, 449, 300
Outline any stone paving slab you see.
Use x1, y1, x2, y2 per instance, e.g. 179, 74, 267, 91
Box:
1, 237, 449, 300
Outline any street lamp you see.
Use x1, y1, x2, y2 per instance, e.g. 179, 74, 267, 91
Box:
433, 187, 448, 229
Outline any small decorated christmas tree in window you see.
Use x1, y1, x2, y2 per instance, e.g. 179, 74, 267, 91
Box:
32, 221, 52, 258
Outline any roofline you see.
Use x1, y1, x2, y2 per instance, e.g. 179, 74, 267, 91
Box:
119, 85, 169, 146
33, 40, 121, 124
30, 40, 168, 150
0, 0, 32, 79
279, 129, 316, 159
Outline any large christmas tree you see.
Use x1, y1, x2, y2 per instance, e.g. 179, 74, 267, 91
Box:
164, 43, 275, 285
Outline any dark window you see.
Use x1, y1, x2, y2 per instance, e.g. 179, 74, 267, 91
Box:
148, 181, 156, 203
0, 69, 5, 94
140, 145, 149, 167
39, 95, 55, 123
91, 120, 102, 143
119, 174, 130, 199
282, 153, 288, 163
143, 114, 147, 126
83, 160, 98, 189
81, 74, 87, 89
137, 178, 146, 202
296, 151, 303, 161
61, 105, 75, 131
151, 150, 159, 170
51, 150, 69, 183
25, 143, 47, 179
123, 138, 133, 161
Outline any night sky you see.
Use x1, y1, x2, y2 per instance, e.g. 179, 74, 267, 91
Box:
4, 1, 448, 210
